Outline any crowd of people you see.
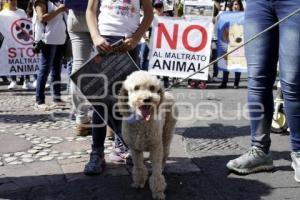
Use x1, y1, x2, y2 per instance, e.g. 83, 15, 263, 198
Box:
1, 0, 300, 184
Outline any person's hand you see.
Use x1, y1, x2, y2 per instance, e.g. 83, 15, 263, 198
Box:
93, 36, 112, 53
120, 37, 140, 52
57, 4, 67, 12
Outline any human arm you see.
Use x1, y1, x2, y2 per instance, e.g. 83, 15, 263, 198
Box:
35, 0, 66, 23
86, 0, 112, 53
122, 0, 153, 51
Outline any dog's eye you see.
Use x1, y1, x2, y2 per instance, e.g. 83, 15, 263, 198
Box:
134, 85, 140, 91
149, 85, 155, 92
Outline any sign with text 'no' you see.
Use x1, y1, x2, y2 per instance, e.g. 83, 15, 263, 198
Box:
148, 16, 213, 80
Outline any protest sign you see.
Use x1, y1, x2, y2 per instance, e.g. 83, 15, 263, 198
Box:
184, 0, 214, 17
0, 12, 40, 76
163, 0, 174, 11
217, 12, 247, 72
70, 46, 138, 105
148, 16, 213, 80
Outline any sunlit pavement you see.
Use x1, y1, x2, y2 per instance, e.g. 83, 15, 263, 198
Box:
0, 78, 299, 200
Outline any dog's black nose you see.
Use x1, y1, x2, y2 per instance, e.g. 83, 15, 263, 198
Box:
236, 37, 242, 43
144, 98, 152, 103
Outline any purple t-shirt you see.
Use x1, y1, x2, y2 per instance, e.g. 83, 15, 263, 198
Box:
64, 0, 88, 12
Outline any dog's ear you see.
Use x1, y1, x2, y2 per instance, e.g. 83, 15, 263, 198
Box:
117, 84, 130, 116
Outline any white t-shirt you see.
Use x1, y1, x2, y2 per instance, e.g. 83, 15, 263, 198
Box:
32, 1, 67, 45
0, 8, 27, 18
98, 0, 140, 37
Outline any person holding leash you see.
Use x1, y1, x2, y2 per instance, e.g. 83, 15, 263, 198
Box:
227, 0, 300, 183
84, 0, 153, 175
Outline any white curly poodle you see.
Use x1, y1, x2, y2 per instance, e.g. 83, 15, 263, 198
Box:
117, 71, 178, 200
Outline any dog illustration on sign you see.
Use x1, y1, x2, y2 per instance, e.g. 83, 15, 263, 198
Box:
227, 24, 246, 67
222, 23, 247, 67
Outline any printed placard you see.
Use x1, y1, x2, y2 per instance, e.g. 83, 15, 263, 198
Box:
0, 12, 40, 75
148, 16, 213, 80
217, 12, 247, 72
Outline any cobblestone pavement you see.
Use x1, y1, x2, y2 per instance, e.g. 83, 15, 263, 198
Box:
1, 80, 300, 200
0, 87, 93, 167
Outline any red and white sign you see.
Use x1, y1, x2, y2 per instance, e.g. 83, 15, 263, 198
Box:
0, 11, 40, 76
148, 16, 213, 80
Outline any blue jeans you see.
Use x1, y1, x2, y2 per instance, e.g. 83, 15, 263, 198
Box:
138, 42, 149, 71
92, 35, 140, 153
246, 0, 300, 152
36, 44, 64, 104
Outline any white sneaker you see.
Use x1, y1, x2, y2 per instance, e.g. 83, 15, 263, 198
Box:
22, 81, 34, 90
34, 103, 51, 111
8, 81, 17, 90
32, 80, 37, 89
211, 76, 220, 82
291, 152, 300, 183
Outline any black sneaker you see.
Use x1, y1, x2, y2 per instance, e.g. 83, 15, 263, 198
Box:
84, 152, 106, 176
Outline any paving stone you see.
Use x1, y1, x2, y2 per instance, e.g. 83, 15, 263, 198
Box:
14, 152, 25, 156
38, 143, 52, 148
61, 152, 72, 156
4, 157, 17, 163
3, 154, 11, 158
68, 155, 81, 159
47, 140, 62, 144
52, 140, 90, 153
0, 162, 3, 166
22, 158, 34, 163
14, 132, 24, 136
40, 156, 54, 161
21, 154, 33, 158
36, 152, 48, 156
50, 137, 62, 140
28, 149, 39, 154
104, 143, 112, 147
33, 146, 43, 150
0, 135, 32, 153
8, 161, 23, 165
106, 146, 113, 150
75, 137, 87, 141
74, 151, 84, 155
104, 149, 112, 154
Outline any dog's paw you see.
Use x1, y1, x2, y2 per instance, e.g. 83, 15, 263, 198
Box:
131, 182, 145, 189
152, 192, 165, 200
